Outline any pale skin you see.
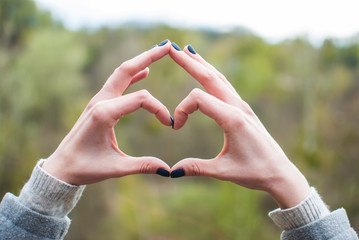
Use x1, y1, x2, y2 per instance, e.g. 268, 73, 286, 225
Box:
43, 40, 173, 185
43, 40, 310, 209
169, 44, 310, 209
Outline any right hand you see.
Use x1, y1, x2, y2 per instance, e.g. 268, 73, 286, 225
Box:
169, 43, 310, 209
42, 40, 173, 185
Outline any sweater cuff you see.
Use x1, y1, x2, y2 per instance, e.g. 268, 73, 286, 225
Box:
268, 187, 330, 230
18, 159, 86, 217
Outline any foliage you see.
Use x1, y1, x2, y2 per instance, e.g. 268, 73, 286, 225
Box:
0, 1, 358, 239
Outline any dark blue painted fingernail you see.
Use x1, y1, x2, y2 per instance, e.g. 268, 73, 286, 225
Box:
170, 116, 174, 129
171, 169, 185, 178
171, 42, 181, 51
156, 168, 170, 177
188, 45, 196, 54
158, 39, 169, 46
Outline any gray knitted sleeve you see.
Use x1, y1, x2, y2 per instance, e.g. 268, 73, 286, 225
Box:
269, 187, 358, 240
0, 159, 85, 239
18, 159, 86, 217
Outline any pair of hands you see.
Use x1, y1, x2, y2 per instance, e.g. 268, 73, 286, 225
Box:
43, 40, 310, 209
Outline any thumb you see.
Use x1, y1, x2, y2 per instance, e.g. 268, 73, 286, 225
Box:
170, 158, 217, 178
121, 156, 171, 177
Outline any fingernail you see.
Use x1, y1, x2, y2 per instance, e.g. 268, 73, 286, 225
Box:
171, 169, 185, 178
171, 42, 181, 51
170, 116, 174, 129
188, 45, 196, 54
158, 39, 169, 46
156, 168, 170, 177
149, 44, 157, 50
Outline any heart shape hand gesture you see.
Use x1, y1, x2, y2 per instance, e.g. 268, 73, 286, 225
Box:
43, 40, 310, 209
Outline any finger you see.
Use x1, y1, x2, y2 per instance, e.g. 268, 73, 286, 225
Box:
91, 89, 172, 127
170, 157, 218, 178
115, 156, 171, 177
174, 88, 242, 131
183, 45, 238, 95
169, 43, 236, 102
125, 67, 150, 91
103, 40, 171, 96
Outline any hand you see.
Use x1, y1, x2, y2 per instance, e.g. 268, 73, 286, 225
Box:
169, 43, 310, 209
42, 40, 173, 185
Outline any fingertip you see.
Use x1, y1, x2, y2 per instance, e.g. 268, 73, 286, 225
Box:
172, 117, 186, 130
170, 158, 216, 178
157, 113, 173, 127
172, 111, 187, 130
170, 115, 174, 129
158, 39, 169, 46
161, 39, 172, 51
173, 99, 192, 130
150, 39, 170, 50
143, 94, 172, 127
187, 44, 197, 55
171, 42, 182, 51
162, 110, 173, 127
141, 67, 150, 78
170, 168, 185, 178
148, 39, 171, 58
169, 44, 184, 61
130, 67, 150, 86
156, 168, 170, 177
173, 123, 180, 130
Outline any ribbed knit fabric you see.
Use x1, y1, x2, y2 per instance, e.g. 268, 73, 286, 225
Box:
280, 208, 359, 240
269, 187, 330, 230
0, 193, 70, 239
18, 159, 86, 217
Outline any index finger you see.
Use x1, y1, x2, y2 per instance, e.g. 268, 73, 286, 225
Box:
103, 40, 172, 96
183, 45, 239, 96
169, 43, 237, 103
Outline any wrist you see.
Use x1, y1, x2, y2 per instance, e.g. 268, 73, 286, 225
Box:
43, 152, 75, 185
267, 162, 310, 209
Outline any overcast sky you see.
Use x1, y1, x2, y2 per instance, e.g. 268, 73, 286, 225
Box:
34, 0, 359, 43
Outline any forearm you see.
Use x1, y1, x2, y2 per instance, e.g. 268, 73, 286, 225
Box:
0, 159, 85, 239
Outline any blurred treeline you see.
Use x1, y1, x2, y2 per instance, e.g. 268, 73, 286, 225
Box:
1, 1, 358, 239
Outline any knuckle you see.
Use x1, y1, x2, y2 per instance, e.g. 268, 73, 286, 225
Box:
113, 66, 122, 75
189, 88, 203, 99
226, 109, 245, 128
241, 101, 255, 116
140, 161, 152, 174
191, 162, 201, 176
176, 106, 187, 115
137, 89, 151, 100
86, 94, 102, 110
91, 102, 108, 123
85, 99, 96, 112
117, 61, 132, 74
204, 70, 217, 81
218, 72, 226, 80
234, 113, 245, 126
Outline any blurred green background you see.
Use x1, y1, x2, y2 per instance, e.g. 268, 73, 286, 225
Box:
1, 1, 358, 239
